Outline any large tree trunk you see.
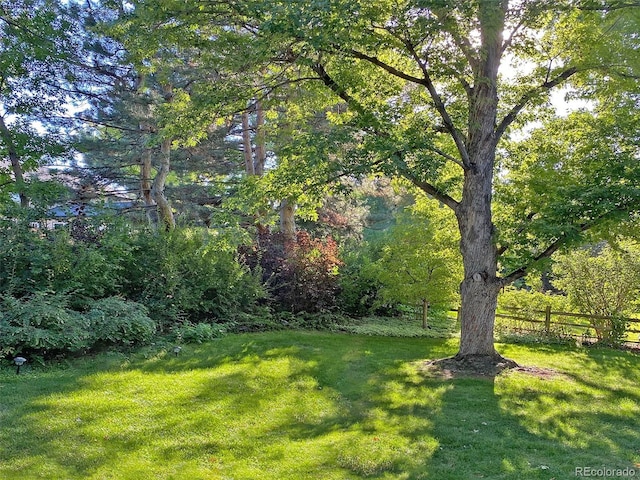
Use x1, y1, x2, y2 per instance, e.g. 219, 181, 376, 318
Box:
0, 115, 29, 208
456, 164, 501, 357
453, 0, 507, 361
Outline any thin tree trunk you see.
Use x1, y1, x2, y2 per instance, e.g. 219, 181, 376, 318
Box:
140, 149, 153, 206
254, 100, 266, 176
0, 115, 28, 208
152, 137, 175, 230
280, 198, 296, 251
421, 298, 429, 329
243, 100, 268, 234
149, 84, 176, 231
140, 148, 156, 224
241, 111, 255, 175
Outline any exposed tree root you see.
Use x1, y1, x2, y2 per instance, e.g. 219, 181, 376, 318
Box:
423, 353, 519, 378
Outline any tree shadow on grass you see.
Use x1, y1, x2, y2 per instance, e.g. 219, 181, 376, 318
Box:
414, 346, 640, 479
1, 333, 639, 479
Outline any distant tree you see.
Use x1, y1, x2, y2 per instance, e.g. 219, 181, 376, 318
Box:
0, 0, 81, 207
373, 195, 462, 327
553, 243, 640, 342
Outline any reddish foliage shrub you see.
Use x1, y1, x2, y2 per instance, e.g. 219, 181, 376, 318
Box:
241, 230, 343, 313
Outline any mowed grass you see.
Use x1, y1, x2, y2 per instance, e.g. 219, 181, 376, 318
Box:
1, 332, 639, 479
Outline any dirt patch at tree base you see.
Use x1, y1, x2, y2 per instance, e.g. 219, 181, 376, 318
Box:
420, 354, 562, 380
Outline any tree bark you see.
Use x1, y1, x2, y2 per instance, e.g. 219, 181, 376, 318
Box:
456, 167, 502, 357
140, 147, 157, 224
0, 114, 29, 208
280, 198, 296, 251
140, 148, 153, 206
453, 0, 506, 359
149, 84, 176, 231
254, 100, 266, 176
243, 101, 268, 233
152, 137, 176, 230
241, 111, 255, 175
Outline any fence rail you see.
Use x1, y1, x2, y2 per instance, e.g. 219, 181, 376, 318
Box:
493, 305, 640, 345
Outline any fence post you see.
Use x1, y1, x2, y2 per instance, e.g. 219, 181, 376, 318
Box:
545, 305, 551, 334
421, 299, 429, 329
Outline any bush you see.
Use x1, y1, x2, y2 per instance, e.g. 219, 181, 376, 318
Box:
0, 213, 132, 303
85, 297, 156, 347
118, 228, 265, 329
0, 294, 156, 357
0, 292, 91, 356
554, 244, 640, 344
0, 212, 263, 331
174, 321, 226, 344
338, 246, 383, 317
243, 231, 343, 314
498, 288, 573, 318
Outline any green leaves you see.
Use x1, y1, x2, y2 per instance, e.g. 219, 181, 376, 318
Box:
495, 96, 640, 276
372, 194, 461, 307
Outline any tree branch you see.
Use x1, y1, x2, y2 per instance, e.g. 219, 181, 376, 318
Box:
575, 1, 640, 10
74, 116, 141, 133
421, 71, 472, 169
312, 62, 461, 211
500, 204, 633, 285
392, 152, 460, 211
495, 66, 578, 140
501, 16, 527, 55
426, 145, 466, 170
311, 61, 378, 125
346, 46, 471, 168
346, 48, 428, 86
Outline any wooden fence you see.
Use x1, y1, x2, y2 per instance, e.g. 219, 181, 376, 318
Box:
493, 306, 640, 346
401, 303, 640, 346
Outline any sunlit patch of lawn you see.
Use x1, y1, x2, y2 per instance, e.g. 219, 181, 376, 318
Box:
1, 332, 638, 479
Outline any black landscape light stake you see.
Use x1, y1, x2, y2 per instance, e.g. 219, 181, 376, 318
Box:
173, 346, 182, 357
13, 356, 27, 375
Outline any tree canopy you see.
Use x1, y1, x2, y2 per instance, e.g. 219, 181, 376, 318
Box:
116, 0, 639, 360
1, 0, 639, 363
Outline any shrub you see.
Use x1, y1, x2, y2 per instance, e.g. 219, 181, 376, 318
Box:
338, 246, 383, 317
370, 196, 462, 311
174, 321, 226, 344
553, 244, 640, 344
498, 288, 573, 318
0, 294, 156, 357
85, 297, 156, 347
0, 212, 132, 302
120, 228, 265, 328
244, 231, 343, 314
0, 292, 91, 356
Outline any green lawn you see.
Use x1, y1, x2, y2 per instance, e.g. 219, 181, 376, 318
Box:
1, 332, 639, 479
